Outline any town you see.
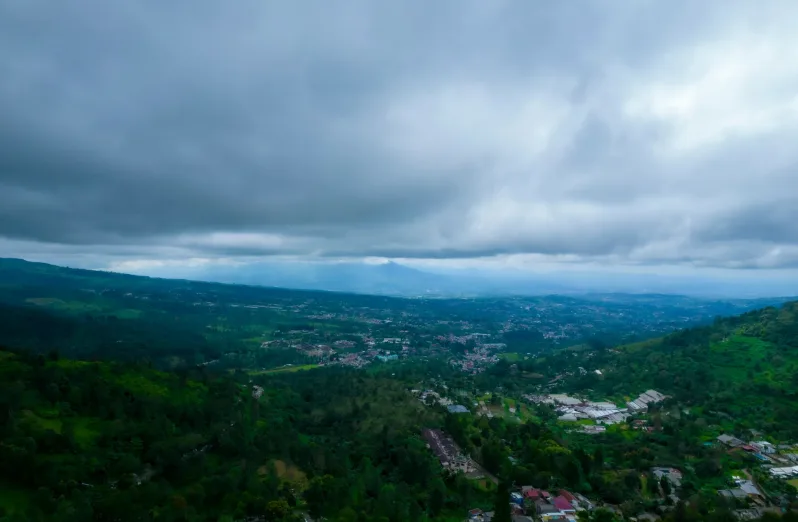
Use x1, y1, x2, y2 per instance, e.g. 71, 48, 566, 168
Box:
410, 376, 798, 521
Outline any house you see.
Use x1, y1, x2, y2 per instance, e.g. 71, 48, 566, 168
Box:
573, 492, 594, 511
717, 434, 744, 447
769, 465, 798, 478
550, 394, 582, 406
536, 500, 561, 517
737, 480, 762, 497
522, 487, 542, 499
447, 404, 470, 414
719, 488, 748, 500
652, 467, 683, 487
627, 390, 667, 412
751, 441, 776, 454
558, 490, 576, 502
468, 508, 494, 521
596, 412, 629, 425
586, 401, 617, 410
552, 496, 575, 513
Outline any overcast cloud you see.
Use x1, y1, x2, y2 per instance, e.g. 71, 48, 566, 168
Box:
2, 0, 798, 273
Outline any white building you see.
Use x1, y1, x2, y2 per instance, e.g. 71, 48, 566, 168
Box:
627, 390, 667, 412
550, 394, 581, 406
752, 441, 776, 455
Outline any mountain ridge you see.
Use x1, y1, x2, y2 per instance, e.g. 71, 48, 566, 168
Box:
9, 256, 797, 299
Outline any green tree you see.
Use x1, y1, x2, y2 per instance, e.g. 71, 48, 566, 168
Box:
428, 479, 446, 517
265, 499, 292, 520
492, 482, 512, 522
660, 475, 672, 495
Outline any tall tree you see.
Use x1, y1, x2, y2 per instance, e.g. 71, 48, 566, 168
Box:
492, 482, 512, 522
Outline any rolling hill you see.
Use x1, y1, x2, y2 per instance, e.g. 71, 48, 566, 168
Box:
558, 300, 798, 438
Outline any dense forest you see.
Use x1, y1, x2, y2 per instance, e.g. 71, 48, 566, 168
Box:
0, 349, 495, 521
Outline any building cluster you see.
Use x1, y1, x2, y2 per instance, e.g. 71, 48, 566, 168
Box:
526, 392, 667, 427
715, 474, 785, 519
522, 487, 590, 521
468, 487, 596, 522
422, 428, 479, 474
718, 479, 763, 502
434, 332, 497, 345
335, 352, 370, 368
716, 434, 798, 484
450, 346, 500, 374
414, 389, 453, 407
717, 435, 798, 472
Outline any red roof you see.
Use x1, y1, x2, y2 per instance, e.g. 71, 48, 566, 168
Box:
553, 496, 575, 511
524, 488, 541, 498
541, 490, 551, 498
558, 489, 575, 501
741, 445, 756, 452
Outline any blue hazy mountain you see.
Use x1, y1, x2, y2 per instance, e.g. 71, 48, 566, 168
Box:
112, 259, 798, 299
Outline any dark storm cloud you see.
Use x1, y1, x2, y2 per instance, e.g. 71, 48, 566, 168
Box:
1, 0, 798, 269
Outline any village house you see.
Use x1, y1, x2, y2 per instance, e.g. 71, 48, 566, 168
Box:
717, 434, 745, 448
652, 467, 683, 487
581, 425, 607, 434
769, 465, 798, 478
550, 394, 582, 406
626, 390, 667, 412
751, 440, 776, 454
719, 479, 762, 500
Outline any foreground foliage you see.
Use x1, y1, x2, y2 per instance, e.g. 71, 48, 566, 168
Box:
0, 349, 490, 521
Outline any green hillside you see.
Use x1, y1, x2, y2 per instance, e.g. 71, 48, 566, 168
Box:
560, 301, 798, 438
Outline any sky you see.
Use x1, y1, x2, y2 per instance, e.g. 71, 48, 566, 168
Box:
2, 1, 798, 282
